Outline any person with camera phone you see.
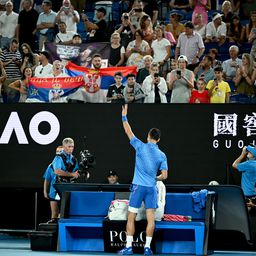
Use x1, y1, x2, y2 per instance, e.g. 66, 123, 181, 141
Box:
55, 0, 80, 33
142, 62, 168, 103
128, 0, 147, 29
168, 55, 194, 103
232, 145, 256, 211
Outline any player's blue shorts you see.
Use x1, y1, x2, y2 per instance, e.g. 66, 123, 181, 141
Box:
129, 184, 158, 212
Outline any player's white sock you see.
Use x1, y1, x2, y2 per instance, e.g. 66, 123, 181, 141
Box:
126, 235, 133, 248
145, 236, 152, 248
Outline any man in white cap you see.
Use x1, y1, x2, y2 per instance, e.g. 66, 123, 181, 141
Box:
232, 145, 256, 199
205, 13, 227, 45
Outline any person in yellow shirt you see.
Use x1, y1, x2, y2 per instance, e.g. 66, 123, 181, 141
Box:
206, 66, 231, 103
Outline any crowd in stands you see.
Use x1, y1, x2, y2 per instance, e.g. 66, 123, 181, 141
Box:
0, 0, 256, 103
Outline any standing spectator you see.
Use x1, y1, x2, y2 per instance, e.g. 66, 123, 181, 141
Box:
138, 14, 154, 44
165, 13, 185, 42
115, 12, 136, 49
205, 13, 227, 45
206, 66, 231, 103
151, 26, 171, 78
221, 0, 233, 28
36, 0, 57, 51
194, 55, 215, 84
193, 13, 206, 39
56, 0, 80, 33
190, 0, 211, 25
70, 0, 85, 14
123, 73, 145, 103
109, 32, 125, 67
234, 53, 256, 97
129, 0, 147, 30
142, 62, 168, 103
169, 55, 195, 103
175, 21, 205, 71
82, 7, 107, 42
231, 0, 240, 15
142, 0, 158, 26
34, 51, 53, 77
48, 60, 68, 77
228, 15, 245, 45
222, 45, 242, 81
8, 67, 32, 103
0, 1, 18, 50
125, 29, 151, 70
0, 38, 22, 103
136, 55, 153, 85
106, 71, 125, 104
189, 78, 209, 103
20, 43, 39, 73
17, 0, 39, 52
55, 21, 75, 44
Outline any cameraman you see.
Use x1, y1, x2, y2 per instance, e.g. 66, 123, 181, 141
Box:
232, 145, 256, 203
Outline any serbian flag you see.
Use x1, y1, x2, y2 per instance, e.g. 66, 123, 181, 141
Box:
65, 62, 137, 103
27, 76, 84, 103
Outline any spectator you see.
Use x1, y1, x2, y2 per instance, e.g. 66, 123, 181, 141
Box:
36, 0, 57, 51
241, 0, 256, 20
8, 66, 32, 103
106, 71, 125, 104
136, 55, 153, 85
246, 11, 256, 40
159, 22, 176, 46
34, 51, 53, 77
228, 15, 245, 45
169, 0, 191, 13
109, 32, 125, 67
138, 14, 154, 44
55, 21, 75, 44
151, 25, 171, 78
107, 170, 119, 185
193, 13, 206, 39
221, 0, 233, 29
141, 0, 158, 25
168, 55, 195, 103
129, 0, 147, 29
0, 38, 22, 103
222, 45, 242, 81
142, 62, 168, 103
72, 33, 82, 44
189, 78, 209, 103
194, 55, 215, 84
125, 29, 151, 70
208, 48, 222, 67
48, 60, 67, 77
0, 60, 7, 102
175, 21, 205, 71
205, 13, 227, 45
17, 0, 39, 52
115, 12, 136, 49
206, 65, 231, 103
165, 12, 185, 42
123, 73, 145, 103
231, 0, 240, 15
0, 1, 18, 50
82, 7, 107, 43
20, 43, 39, 74
234, 53, 256, 97
190, 0, 211, 25
56, 0, 80, 33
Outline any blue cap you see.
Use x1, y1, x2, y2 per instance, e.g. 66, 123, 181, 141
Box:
246, 146, 256, 157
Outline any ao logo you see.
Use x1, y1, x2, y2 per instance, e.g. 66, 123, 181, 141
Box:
0, 111, 60, 145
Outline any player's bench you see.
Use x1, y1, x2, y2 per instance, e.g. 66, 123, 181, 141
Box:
58, 191, 214, 254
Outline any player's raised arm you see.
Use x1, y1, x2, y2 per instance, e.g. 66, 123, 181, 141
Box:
122, 104, 135, 140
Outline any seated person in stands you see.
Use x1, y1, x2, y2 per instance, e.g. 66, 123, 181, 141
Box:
107, 170, 119, 185
222, 45, 242, 81
115, 12, 136, 48
109, 32, 125, 67
55, 21, 75, 44
169, 0, 191, 13
193, 13, 206, 40
208, 48, 222, 67
246, 11, 256, 41
221, 0, 233, 29
189, 78, 209, 103
228, 15, 245, 45
205, 13, 227, 45
206, 65, 231, 103
165, 12, 185, 42
106, 71, 125, 104
234, 53, 256, 97
136, 55, 153, 85
248, 14, 256, 60
194, 55, 215, 84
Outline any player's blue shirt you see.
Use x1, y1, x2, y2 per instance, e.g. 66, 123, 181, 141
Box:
130, 136, 168, 187
237, 159, 256, 196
